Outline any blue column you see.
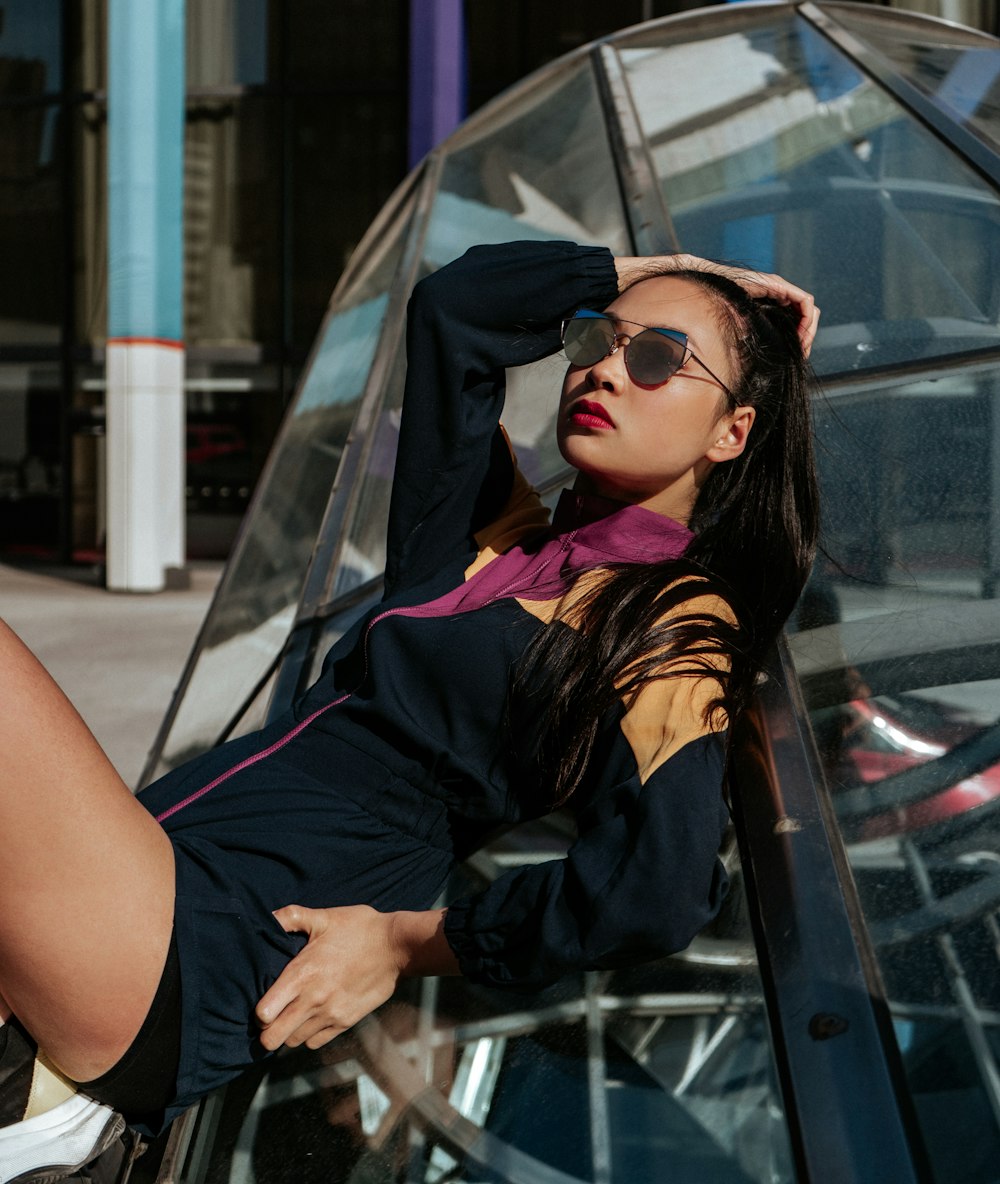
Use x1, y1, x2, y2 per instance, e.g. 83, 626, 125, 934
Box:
108, 0, 184, 343
408, 0, 466, 169
106, 0, 186, 590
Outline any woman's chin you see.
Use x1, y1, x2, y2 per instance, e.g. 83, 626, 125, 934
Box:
558, 431, 613, 473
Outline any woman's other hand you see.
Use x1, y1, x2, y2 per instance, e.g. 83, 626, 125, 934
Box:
256, 904, 458, 1051
614, 254, 820, 357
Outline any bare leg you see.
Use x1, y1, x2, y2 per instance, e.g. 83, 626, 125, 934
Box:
0, 620, 175, 1082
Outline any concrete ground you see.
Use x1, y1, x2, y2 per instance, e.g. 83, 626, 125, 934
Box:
0, 561, 223, 789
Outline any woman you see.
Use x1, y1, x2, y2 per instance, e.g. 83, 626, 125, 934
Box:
0, 240, 819, 1178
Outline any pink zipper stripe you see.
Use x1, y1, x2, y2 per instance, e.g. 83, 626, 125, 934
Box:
152, 572, 539, 825
155, 692, 350, 823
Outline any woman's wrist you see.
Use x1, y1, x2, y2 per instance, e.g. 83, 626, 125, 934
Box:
613, 253, 696, 293
388, 908, 461, 978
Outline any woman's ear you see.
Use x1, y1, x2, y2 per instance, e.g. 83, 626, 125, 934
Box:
706, 406, 755, 463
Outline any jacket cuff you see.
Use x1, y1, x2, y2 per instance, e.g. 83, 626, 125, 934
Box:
443, 895, 515, 988
576, 245, 619, 311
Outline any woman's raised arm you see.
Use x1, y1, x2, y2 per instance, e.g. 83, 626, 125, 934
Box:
383, 240, 618, 597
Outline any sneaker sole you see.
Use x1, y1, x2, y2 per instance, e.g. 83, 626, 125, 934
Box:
0, 1095, 125, 1184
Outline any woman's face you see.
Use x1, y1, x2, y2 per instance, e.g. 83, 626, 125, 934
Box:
557, 275, 754, 523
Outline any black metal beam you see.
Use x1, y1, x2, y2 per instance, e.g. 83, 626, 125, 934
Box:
730, 638, 932, 1183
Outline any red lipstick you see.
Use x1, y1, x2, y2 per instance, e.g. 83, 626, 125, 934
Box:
569, 399, 615, 430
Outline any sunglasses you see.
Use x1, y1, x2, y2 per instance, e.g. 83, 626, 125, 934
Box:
561, 309, 733, 397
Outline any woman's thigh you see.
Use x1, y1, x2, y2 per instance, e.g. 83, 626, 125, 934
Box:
0, 620, 175, 1082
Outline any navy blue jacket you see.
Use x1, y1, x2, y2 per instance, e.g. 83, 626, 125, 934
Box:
138, 240, 730, 1120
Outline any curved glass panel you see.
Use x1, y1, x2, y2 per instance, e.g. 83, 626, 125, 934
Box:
146, 186, 415, 776
145, 5, 1000, 1180
824, 3, 1000, 153
327, 59, 630, 600
791, 360, 1000, 1184
617, 11, 1000, 377
429, 58, 631, 266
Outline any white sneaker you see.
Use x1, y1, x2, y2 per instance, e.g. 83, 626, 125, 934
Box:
0, 1092, 124, 1183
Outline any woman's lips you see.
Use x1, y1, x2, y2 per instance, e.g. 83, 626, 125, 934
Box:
569, 399, 615, 429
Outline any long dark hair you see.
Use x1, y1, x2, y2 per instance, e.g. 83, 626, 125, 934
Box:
518, 267, 820, 805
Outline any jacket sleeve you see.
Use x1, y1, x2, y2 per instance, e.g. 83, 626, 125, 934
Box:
443, 734, 731, 989
383, 240, 618, 598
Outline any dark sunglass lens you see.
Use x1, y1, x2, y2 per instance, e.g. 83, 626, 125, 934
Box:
626, 330, 685, 386
564, 317, 613, 366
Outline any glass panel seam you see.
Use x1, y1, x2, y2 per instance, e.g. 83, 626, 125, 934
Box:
294, 153, 444, 627
801, 1, 1000, 196
326, 168, 421, 316
305, 467, 575, 624
590, 43, 679, 255
142, 177, 422, 780
819, 346, 1000, 390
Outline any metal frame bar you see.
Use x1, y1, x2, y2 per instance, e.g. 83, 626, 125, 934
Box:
730, 637, 932, 1182
295, 152, 442, 625
900, 839, 1000, 1129
266, 154, 443, 713
140, 165, 422, 783
800, 2, 1000, 195
591, 43, 679, 255
583, 972, 612, 1184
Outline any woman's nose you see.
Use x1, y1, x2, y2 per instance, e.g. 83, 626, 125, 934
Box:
586, 339, 627, 392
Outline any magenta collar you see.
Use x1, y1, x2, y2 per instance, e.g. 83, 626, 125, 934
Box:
404, 489, 693, 619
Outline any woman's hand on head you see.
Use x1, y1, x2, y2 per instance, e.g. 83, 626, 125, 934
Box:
255, 903, 459, 1051
613, 254, 820, 357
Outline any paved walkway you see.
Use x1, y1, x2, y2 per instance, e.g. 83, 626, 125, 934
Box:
0, 562, 222, 788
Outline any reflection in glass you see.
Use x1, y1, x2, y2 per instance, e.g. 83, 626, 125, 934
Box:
428, 59, 630, 268
808, 368, 995, 595
619, 12, 1000, 376
184, 96, 281, 349
0, 95, 63, 345
805, 678, 1000, 1183
186, 0, 270, 88
792, 362, 1000, 1183
176, 835, 793, 1184
827, 4, 1000, 154
0, 0, 62, 97
147, 190, 414, 777
0, 366, 63, 550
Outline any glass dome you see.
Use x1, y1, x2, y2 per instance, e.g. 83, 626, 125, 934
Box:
146, 4, 1000, 1182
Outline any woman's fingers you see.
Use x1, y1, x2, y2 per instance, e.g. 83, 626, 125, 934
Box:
803, 303, 821, 357
614, 253, 821, 357
255, 905, 324, 1047
272, 903, 314, 936
769, 278, 820, 356
257, 952, 351, 1051
707, 265, 820, 356
255, 903, 402, 1053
